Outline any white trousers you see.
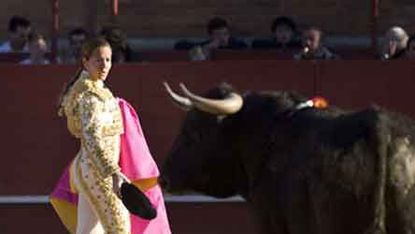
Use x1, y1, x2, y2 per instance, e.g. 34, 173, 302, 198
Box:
72, 153, 131, 234
76, 193, 105, 234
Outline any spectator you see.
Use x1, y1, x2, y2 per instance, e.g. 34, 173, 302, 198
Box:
20, 32, 50, 65
100, 25, 132, 63
380, 26, 409, 60
294, 26, 337, 60
59, 27, 89, 64
201, 17, 247, 50
189, 17, 247, 60
0, 15, 32, 53
251, 16, 301, 50
404, 35, 415, 59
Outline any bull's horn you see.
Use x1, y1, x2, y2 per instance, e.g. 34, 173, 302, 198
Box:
163, 82, 193, 110
179, 83, 243, 115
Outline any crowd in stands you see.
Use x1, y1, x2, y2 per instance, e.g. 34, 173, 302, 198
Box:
0, 15, 414, 64
0, 15, 133, 64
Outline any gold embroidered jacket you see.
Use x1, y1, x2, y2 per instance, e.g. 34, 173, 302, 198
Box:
61, 71, 123, 178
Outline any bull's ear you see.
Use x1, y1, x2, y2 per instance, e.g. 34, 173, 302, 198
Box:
163, 82, 193, 111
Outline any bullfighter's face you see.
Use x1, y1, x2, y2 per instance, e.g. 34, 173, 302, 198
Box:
83, 46, 112, 81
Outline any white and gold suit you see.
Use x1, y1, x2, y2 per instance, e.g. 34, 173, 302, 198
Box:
61, 71, 130, 234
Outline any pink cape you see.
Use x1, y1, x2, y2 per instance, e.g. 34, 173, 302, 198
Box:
50, 98, 171, 234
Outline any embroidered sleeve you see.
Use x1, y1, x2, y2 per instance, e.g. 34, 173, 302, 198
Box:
79, 92, 121, 178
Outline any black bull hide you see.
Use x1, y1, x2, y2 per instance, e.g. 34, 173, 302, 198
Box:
161, 85, 415, 234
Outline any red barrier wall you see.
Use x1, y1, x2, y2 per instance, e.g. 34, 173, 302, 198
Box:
318, 60, 415, 116
0, 61, 315, 195
0, 60, 414, 233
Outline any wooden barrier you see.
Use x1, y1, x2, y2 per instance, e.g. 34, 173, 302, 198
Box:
0, 60, 414, 233
0, 61, 315, 195
1, 60, 414, 195
318, 60, 415, 116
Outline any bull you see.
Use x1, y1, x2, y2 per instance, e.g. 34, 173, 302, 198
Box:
160, 83, 415, 234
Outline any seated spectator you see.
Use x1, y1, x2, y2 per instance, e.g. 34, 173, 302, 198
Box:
189, 17, 247, 60
59, 27, 89, 64
379, 26, 408, 60
294, 26, 337, 60
251, 16, 301, 50
20, 32, 50, 65
100, 25, 132, 63
0, 15, 32, 53
201, 17, 247, 50
405, 35, 415, 59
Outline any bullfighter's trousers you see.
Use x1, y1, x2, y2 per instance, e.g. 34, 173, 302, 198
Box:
71, 145, 131, 234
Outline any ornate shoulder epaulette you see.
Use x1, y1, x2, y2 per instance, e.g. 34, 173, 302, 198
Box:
61, 71, 117, 138
72, 73, 113, 101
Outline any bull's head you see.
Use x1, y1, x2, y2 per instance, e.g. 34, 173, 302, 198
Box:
160, 83, 247, 198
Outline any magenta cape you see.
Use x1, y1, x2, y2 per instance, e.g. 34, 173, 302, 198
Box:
50, 98, 171, 234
